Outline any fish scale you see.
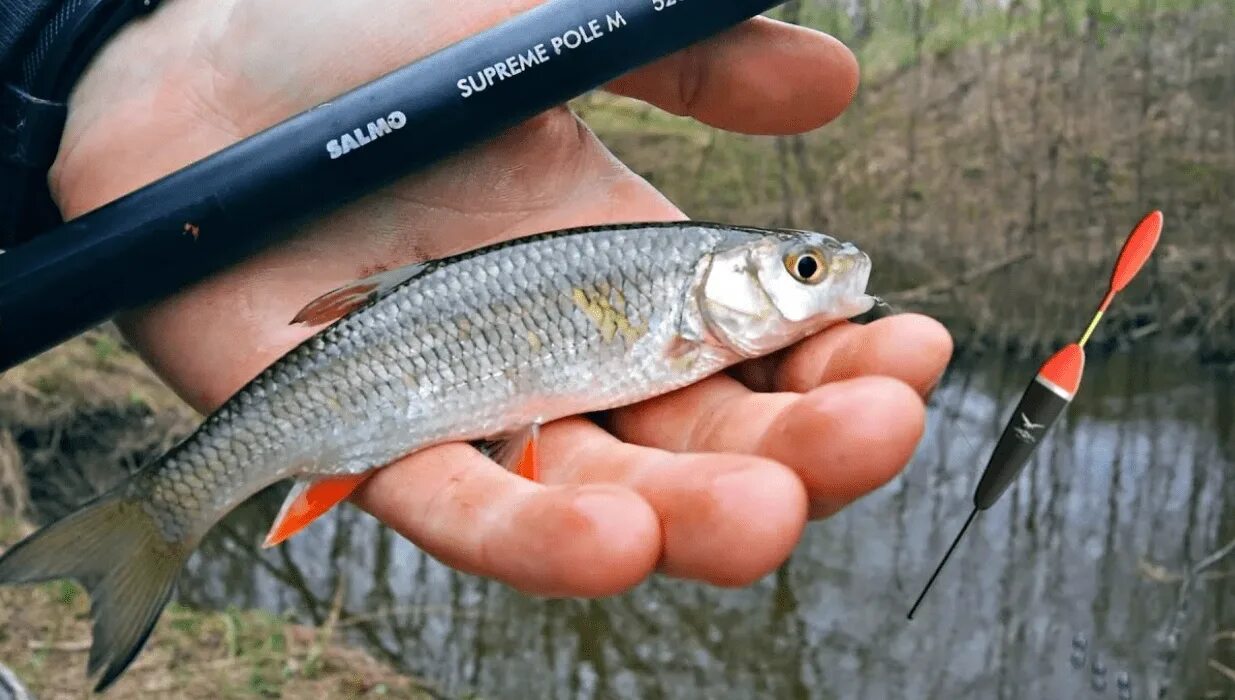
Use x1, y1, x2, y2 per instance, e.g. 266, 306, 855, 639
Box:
0, 222, 874, 691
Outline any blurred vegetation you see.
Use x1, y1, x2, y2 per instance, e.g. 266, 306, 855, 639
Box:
579, 0, 1235, 361
0, 337, 439, 698
0, 518, 434, 700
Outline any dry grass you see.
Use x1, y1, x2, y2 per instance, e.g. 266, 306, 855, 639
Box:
0, 327, 197, 521
0, 520, 434, 700
0, 431, 28, 523
0, 336, 438, 698
0, 327, 187, 426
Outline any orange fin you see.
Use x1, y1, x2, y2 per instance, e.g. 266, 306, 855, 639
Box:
515, 426, 540, 481
291, 261, 430, 326
489, 423, 542, 482
291, 282, 379, 325
262, 473, 372, 548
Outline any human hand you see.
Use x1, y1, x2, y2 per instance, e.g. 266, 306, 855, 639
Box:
51, 0, 952, 596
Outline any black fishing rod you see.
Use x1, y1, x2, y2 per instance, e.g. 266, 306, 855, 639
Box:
0, 0, 790, 372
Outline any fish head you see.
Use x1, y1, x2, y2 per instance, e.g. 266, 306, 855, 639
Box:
699, 230, 874, 357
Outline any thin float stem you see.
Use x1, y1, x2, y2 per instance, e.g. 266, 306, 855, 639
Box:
908, 507, 979, 620
1078, 311, 1104, 348
1077, 291, 1116, 348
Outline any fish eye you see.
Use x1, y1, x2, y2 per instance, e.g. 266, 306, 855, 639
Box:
785, 249, 827, 284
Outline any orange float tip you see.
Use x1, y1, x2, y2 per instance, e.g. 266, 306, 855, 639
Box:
1109, 210, 1163, 294
1036, 343, 1085, 399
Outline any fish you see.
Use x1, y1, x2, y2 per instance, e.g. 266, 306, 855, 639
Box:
0, 221, 874, 691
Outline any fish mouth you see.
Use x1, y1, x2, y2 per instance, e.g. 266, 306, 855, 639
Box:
848, 294, 877, 315
844, 294, 877, 319
840, 250, 875, 318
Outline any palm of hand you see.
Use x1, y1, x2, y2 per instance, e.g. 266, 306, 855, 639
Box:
48, 0, 951, 596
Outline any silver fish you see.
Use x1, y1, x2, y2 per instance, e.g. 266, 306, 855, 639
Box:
0, 222, 873, 691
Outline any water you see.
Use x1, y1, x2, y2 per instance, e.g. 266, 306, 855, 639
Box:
177, 343, 1235, 699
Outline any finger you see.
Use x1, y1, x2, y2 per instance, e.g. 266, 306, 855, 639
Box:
609, 375, 924, 518
772, 314, 954, 397
536, 418, 808, 587
351, 442, 660, 597
605, 17, 859, 135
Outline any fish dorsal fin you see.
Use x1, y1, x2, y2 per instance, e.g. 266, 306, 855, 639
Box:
291, 261, 431, 326
484, 422, 543, 482
262, 473, 372, 548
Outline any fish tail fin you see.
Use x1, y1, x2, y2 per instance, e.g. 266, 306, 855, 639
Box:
0, 489, 187, 692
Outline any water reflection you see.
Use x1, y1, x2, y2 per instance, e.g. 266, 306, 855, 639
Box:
180, 343, 1234, 699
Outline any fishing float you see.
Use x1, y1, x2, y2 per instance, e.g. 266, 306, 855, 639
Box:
907, 209, 1165, 620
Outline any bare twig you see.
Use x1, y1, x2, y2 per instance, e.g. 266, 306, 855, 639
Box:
887, 251, 1034, 302
1194, 536, 1235, 577
0, 431, 28, 521
1139, 558, 1181, 583
26, 639, 91, 652
1154, 534, 1235, 695
305, 580, 346, 676
1139, 556, 1234, 583
1209, 658, 1235, 684
691, 131, 719, 182
1, 377, 42, 399
1128, 322, 1160, 340
337, 604, 482, 628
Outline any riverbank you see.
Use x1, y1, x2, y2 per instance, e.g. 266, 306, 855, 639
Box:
0, 520, 434, 699
0, 335, 437, 698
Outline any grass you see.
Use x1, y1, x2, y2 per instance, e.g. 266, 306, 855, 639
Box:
0, 339, 439, 698
798, 0, 1235, 85
0, 519, 435, 700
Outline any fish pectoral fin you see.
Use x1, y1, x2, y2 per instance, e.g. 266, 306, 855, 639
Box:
291, 261, 431, 326
262, 473, 372, 548
666, 335, 701, 359
488, 422, 543, 482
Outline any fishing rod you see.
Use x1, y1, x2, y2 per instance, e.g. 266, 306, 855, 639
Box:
907, 210, 1164, 620
0, 0, 792, 372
